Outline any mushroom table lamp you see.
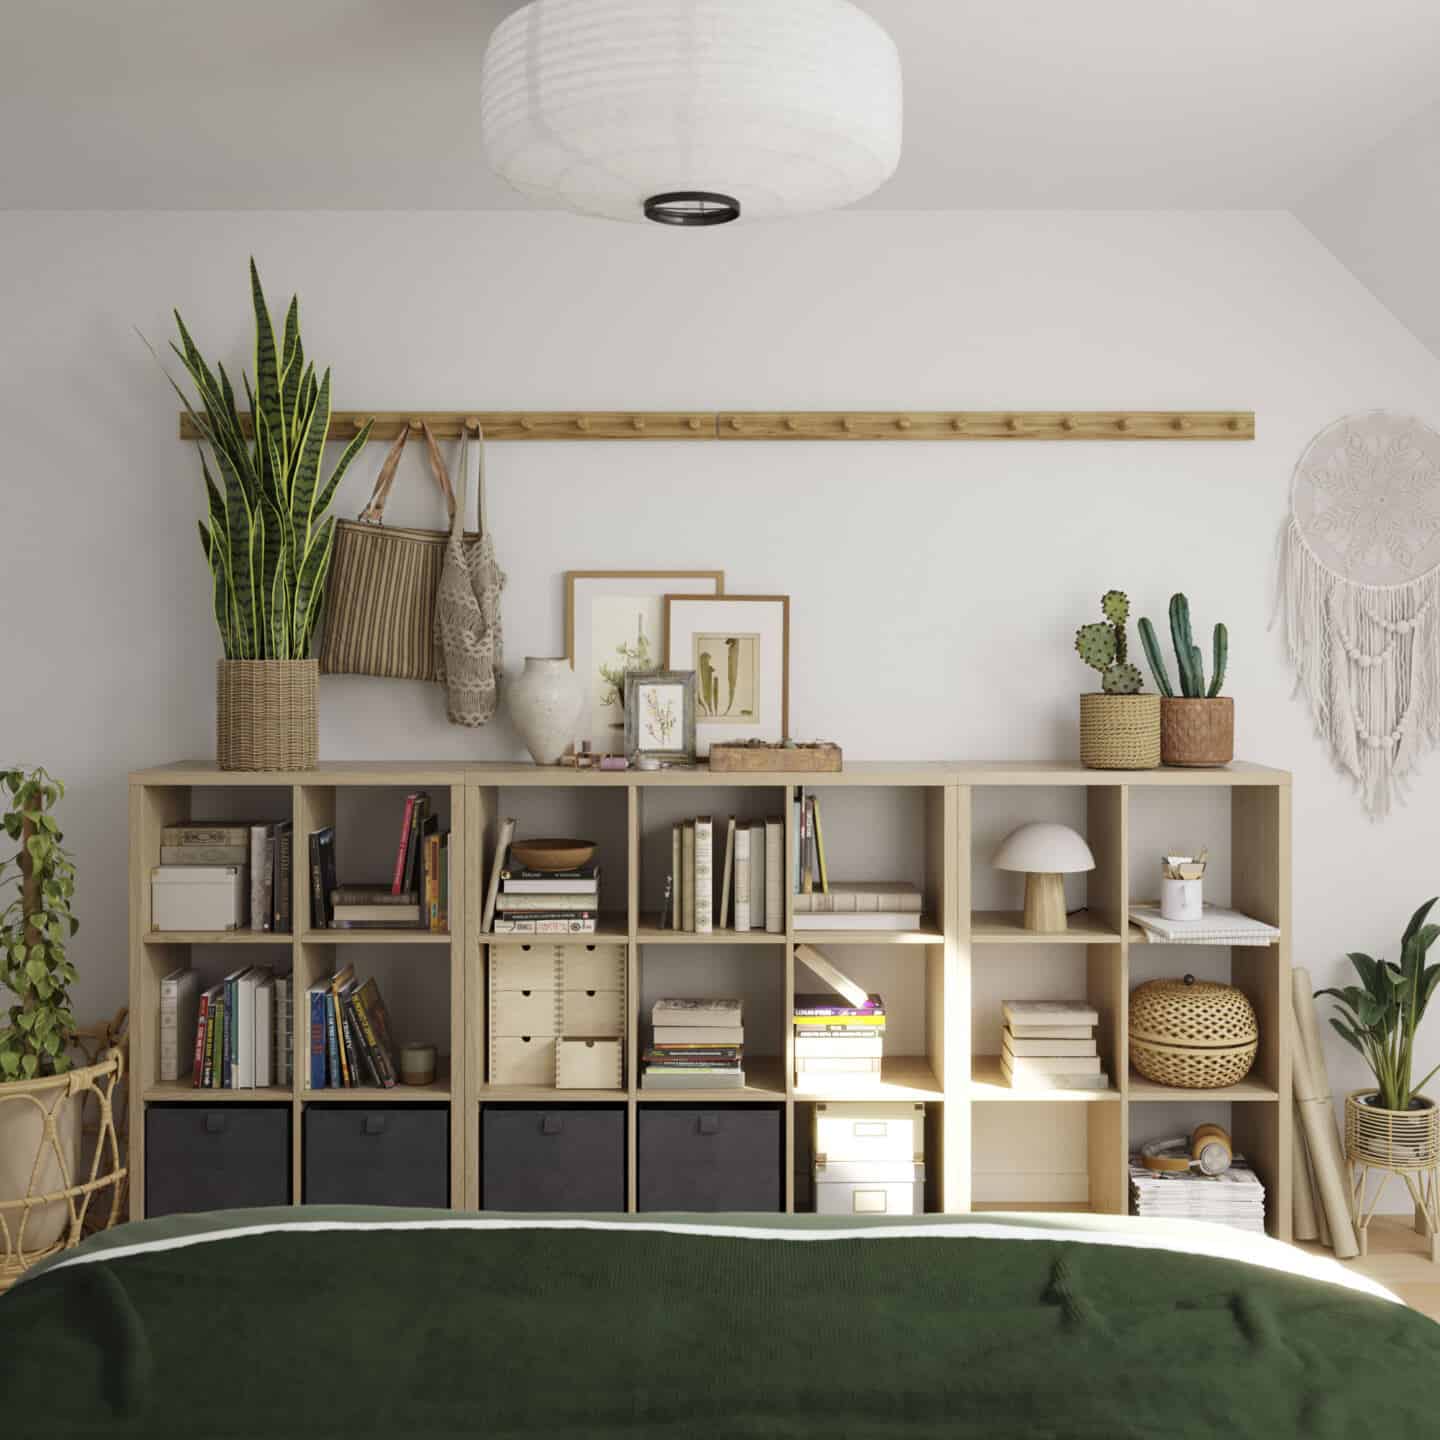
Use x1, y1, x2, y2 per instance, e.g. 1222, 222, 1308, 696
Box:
993, 823, 1096, 933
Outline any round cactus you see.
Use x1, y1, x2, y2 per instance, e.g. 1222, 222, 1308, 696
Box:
1075, 623, 1117, 672
1101, 589, 1130, 626
1102, 662, 1144, 695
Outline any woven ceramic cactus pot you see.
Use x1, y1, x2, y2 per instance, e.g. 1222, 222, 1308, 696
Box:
1129, 975, 1258, 1089
1161, 696, 1234, 766
1079, 693, 1160, 770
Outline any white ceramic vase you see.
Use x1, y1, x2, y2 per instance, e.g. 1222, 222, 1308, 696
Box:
508, 657, 585, 766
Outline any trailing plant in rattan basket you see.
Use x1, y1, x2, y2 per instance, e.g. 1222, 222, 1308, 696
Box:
150, 261, 373, 659
0, 769, 78, 1081
1318, 897, 1440, 1111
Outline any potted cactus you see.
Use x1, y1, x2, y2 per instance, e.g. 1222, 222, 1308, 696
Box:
1075, 590, 1160, 769
1138, 595, 1233, 766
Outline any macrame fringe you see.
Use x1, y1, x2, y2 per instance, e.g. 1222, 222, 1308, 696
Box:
1275, 521, 1440, 818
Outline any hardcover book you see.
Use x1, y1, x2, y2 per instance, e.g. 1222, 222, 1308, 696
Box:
733, 822, 752, 933
694, 815, 713, 934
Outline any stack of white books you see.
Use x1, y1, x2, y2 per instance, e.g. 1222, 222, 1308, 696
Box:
1128, 903, 1281, 947
1000, 1000, 1108, 1091
1129, 1157, 1266, 1235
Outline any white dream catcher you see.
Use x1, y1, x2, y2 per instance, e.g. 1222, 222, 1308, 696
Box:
1277, 412, 1440, 817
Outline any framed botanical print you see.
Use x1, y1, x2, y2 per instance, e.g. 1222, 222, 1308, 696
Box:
624, 670, 697, 765
566, 570, 723, 751
663, 594, 790, 757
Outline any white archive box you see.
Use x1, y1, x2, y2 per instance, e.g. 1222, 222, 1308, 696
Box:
151, 866, 247, 931
814, 1161, 926, 1217
556, 1037, 624, 1090
813, 1102, 925, 1165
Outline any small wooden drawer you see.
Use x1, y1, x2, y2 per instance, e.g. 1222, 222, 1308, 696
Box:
491, 988, 560, 1037
490, 1036, 557, 1087
490, 945, 561, 992
562, 945, 626, 991
557, 1038, 624, 1090
562, 988, 624, 1036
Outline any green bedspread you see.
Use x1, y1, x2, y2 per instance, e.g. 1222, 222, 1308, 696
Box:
2, 1208, 1436, 1439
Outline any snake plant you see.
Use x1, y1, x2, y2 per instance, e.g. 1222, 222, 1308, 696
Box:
158, 261, 372, 659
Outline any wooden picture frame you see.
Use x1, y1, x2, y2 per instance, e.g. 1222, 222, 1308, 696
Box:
663, 594, 790, 756
623, 669, 697, 765
565, 570, 723, 751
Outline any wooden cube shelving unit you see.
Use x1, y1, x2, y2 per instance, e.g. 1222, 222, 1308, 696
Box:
130, 759, 1290, 1235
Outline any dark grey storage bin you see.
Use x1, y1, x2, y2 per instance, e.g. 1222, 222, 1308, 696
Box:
482, 1105, 626, 1212
145, 1104, 291, 1217
304, 1104, 449, 1208
638, 1104, 782, 1212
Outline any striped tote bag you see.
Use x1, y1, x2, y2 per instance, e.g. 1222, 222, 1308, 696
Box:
320, 425, 464, 681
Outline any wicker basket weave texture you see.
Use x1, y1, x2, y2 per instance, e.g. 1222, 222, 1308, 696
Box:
1345, 1091, 1440, 1171
216, 660, 319, 771
1079, 693, 1160, 770
1160, 696, 1235, 766
1129, 977, 1258, 1089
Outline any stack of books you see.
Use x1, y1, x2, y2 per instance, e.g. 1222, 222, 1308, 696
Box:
666, 815, 783, 934
791, 789, 924, 930
1128, 903, 1282, 947
158, 820, 294, 933
642, 998, 744, 1089
1129, 1156, 1266, 1234
1000, 1000, 1108, 1091
306, 965, 401, 1089
185, 964, 293, 1089
483, 819, 600, 934
794, 944, 885, 1091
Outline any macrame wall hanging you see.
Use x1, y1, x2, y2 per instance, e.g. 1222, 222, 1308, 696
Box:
1276, 411, 1440, 817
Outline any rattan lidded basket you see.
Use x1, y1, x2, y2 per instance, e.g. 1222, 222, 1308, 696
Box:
1129, 974, 1258, 1089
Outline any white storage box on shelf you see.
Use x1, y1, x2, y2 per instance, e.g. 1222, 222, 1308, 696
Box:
813, 1102, 925, 1165
814, 1160, 925, 1216
557, 1038, 624, 1090
151, 866, 247, 931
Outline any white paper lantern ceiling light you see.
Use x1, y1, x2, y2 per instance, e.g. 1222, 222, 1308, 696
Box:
480, 0, 902, 225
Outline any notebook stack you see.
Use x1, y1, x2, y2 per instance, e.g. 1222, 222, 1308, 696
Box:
1000, 1000, 1108, 1091
485, 818, 600, 934
643, 998, 744, 1089
1129, 1157, 1266, 1235
794, 944, 884, 1091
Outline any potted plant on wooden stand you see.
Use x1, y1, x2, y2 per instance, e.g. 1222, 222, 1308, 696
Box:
0, 768, 125, 1284
158, 261, 372, 770
1075, 589, 1160, 769
1319, 898, 1440, 1259
1138, 593, 1233, 765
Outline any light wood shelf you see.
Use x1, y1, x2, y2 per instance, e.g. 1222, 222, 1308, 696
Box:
129, 758, 1290, 1234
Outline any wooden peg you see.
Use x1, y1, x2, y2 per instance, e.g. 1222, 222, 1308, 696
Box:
896, 416, 913, 431
353, 415, 368, 432
519, 416, 534, 432
785, 417, 799, 432
631, 417, 646, 431
1173, 417, 1192, 432
1006, 416, 1023, 433
408, 418, 423, 433
1116, 417, 1132, 433
950, 417, 965, 433
465, 416, 481, 434
729, 417, 743, 432
1228, 416, 1244, 432
576, 417, 590, 432
1060, 416, 1076, 432
842, 416, 856, 433
688, 416, 704, 431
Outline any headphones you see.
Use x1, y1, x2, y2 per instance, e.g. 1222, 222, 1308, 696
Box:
1140, 1123, 1233, 1177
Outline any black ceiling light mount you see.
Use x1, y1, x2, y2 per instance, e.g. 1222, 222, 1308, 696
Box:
643, 191, 741, 226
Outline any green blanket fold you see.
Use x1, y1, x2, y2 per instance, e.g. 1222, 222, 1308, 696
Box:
3, 1208, 1436, 1439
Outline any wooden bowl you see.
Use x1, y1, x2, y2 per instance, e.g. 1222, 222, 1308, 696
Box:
509, 838, 597, 873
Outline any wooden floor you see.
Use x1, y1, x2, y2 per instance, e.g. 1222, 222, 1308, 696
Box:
1297, 1215, 1440, 1321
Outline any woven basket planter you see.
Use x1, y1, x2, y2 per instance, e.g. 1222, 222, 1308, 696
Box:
1129, 975, 1258, 1089
216, 660, 318, 771
1161, 696, 1234, 766
1079, 693, 1160, 770
1346, 1092, 1440, 1171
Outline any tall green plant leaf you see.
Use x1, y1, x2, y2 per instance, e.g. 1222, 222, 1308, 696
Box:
312, 421, 373, 521
250, 259, 284, 451
293, 516, 335, 653
290, 367, 333, 548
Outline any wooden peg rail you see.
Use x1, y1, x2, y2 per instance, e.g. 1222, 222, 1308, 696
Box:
178, 409, 1255, 443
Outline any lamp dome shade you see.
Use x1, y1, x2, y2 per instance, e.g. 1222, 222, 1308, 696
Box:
993, 823, 1096, 875
480, 0, 903, 223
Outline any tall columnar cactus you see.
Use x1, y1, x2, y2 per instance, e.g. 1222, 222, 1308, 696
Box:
1075, 589, 1144, 695
1139, 594, 1228, 698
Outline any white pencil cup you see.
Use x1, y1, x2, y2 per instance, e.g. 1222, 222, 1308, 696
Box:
1160, 878, 1202, 922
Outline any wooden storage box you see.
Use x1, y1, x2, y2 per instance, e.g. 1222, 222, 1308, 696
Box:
304, 1104, 449, 1208
490, 1037, 558, 1088
556, 1038, 624, 1090
563, 988, 624, 1036
150, 866, 247, 931
814, 1160, 925, 1216
562, 945, 627, 990
481, 1106, 626, 1212
813, 1103, 926, 1165
492, 989, 560, 1037
145, 1105, 290, 1216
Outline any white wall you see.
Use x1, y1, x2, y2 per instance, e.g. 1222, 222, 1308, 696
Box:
3, 209, 1439, 1190
1299, 97, 1440, 359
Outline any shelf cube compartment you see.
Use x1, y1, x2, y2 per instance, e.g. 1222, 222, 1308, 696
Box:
637, 1103, 783, 1211
481, 1104, 626, 1212
304, 1103, 450, 1208
145, 1103, 291, 1216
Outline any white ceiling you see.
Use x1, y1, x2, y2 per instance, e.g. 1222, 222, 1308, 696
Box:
4, 0, 1439, 211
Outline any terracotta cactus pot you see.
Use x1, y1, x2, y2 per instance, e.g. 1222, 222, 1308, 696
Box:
1160, 696, 1233, 767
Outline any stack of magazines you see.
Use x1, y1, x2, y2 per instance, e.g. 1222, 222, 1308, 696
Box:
1129, 1156, 1266, 1234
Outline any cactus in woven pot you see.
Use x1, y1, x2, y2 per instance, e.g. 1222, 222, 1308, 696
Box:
1139, 594, 1234, 766
1074, 590, 1160, 769
150, 261, 373, 768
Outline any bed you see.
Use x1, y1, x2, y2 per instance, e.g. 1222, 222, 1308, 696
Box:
3, 1207, 1436, 1438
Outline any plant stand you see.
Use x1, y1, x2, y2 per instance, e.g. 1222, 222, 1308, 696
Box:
1345, 1091, 1440, 1263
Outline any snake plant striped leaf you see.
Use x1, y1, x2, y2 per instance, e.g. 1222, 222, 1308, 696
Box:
159, 261, 374, 660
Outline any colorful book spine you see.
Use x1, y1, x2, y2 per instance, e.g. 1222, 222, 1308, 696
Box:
351, 987, 397, 1088
209, 994, 225, 1089
309, 987, 327, 1089
392, 793, 417, 894
191, 990, 211, 1088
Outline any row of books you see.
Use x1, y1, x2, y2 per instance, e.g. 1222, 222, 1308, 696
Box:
669, 815, 784, 934
642, 998, 744, 1090
1000, 1001, 1109, 1091
158, 821, 295, 932
482, 818, 601, 935
307, 966, 402, 1089
162, 965, 293, 1088
791, 790, 925, 931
